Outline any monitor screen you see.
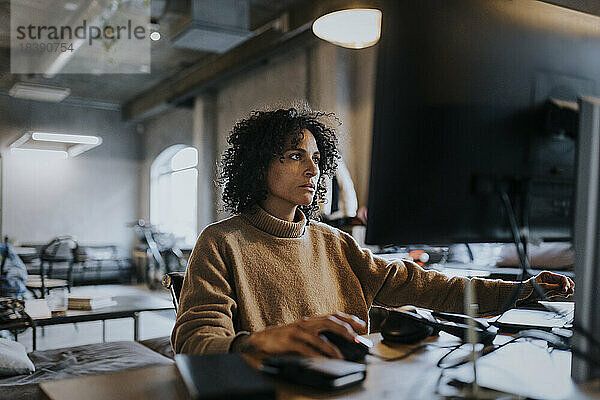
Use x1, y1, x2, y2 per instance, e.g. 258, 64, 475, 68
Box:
572, 96, 600, 382
366, 0, 600, 246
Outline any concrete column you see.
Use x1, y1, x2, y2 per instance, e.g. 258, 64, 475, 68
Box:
193, 93, 219, 232
307, 42, 338, 113
349, 45, 377, 207
139, 158, 151, 220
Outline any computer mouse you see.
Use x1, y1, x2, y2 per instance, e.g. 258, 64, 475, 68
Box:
380, 310, 436, 344
319, 330, 373, 362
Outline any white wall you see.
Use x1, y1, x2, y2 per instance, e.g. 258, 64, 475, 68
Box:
0, 96, 141, 249
138, 107, 194, 222
3, 154, 138, 246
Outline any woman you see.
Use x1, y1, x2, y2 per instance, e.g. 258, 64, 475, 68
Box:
172, 107, 574, 359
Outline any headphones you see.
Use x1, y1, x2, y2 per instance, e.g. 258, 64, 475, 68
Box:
381, 306, 497, 345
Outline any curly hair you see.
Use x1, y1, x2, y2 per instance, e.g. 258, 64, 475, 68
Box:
219, 107, 340, 221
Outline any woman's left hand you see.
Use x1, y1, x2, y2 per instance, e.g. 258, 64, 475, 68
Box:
533, 271, 575, 298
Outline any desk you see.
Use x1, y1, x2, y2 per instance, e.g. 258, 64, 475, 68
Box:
374, 255, 575, 281
39, 333, 600, 400
19, 295, 174, 350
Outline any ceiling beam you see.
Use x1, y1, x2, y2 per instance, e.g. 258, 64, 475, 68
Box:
123, 27, 314, 120
122, 0, 380, 120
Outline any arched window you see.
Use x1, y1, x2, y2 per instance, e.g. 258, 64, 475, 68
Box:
150, 145, 198, 246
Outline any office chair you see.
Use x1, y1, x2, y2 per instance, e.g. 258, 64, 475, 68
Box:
27, 236, 78, 298
162, 272, 185, 311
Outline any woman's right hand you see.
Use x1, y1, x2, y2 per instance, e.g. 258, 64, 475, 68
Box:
245, 312, 366, 359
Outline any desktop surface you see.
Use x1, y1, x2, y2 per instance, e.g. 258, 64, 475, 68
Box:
39, 332, 600, 400
374, 254, 574, 281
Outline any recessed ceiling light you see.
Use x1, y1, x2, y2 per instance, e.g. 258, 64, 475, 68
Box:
150, 32, 161, 41
9, 82, 71, 102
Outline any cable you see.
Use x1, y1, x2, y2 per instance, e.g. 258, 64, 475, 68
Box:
437, 339, 520, 370
496, 192, 531, 314
436, 343, 469, 368
476, 192, 600, 368
499, 190, 600, 354
465, 243, 474, 262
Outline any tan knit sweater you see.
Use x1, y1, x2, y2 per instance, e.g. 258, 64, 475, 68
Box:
172, 205, 530, 355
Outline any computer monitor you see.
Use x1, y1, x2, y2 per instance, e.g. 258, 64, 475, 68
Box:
572, 96, 600, 382
365, 0, 600, 246
364, 0, 600, 382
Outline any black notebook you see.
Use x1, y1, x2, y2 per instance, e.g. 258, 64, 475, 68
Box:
261, 356, 367, 390
175, 353, 276, 400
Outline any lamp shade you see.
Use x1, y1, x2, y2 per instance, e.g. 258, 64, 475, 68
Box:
312, 8, 382, 49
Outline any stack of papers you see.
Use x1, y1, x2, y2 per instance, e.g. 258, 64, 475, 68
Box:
494, 302, 574, 330
446, 340, 574, 399
68, 296, 116, 310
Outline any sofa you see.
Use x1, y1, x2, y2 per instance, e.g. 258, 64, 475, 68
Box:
22, 244, 135, 286
0, 336, 174, 400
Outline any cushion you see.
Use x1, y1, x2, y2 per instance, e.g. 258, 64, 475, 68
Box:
0, 338, 35, 376
140, 336, 175, 360
0, 340, 173, 400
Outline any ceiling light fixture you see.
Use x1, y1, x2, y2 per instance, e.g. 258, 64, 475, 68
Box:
10, 148, 68, 159
150, 31, 161, 41
9, 131, 102, 158
312, 8, 382, 49
9, 82, 71, 102
31, 132, 100, 145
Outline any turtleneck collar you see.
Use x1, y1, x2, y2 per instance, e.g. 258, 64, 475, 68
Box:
241, 204, 307, 238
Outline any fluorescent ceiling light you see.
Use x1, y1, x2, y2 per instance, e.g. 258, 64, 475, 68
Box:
9, 131, 102, 157
31, 132, 100, 145
10, 148, 68, 159
9, 82, 71, 102
312, 8, 382, 49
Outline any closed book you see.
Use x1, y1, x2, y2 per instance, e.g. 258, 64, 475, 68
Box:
68, 296, 115, 310
175, 353, 276, 400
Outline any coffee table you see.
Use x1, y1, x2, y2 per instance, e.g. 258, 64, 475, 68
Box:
20, 295, 174, 350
